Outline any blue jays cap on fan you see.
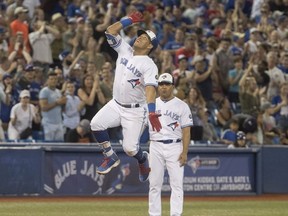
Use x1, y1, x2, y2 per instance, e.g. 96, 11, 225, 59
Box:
59, 50, 70, 61
236, 131, 246, 140
137, 29, 158, 52
158, 73, 174, 85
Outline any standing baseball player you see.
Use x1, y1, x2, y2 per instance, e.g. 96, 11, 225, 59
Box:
149, 73, 193, 216
90, 11, 162, 182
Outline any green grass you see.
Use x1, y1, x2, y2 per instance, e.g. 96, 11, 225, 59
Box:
0, 200, 287, 216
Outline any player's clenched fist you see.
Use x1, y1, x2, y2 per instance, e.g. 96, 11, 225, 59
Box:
149, 112, 162, 132
120, 11, 143, 28
128, 11, 143, 23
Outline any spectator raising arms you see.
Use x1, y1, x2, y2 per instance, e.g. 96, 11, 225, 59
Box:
62, 81, 85, 137
77, 73, 105, 121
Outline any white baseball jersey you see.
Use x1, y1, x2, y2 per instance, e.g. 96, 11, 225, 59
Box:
149, 97, 194, 140
148, 96, 193, 216
106, 33, 158, 104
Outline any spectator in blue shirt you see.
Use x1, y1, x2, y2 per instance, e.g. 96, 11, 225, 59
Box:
221, 118, 239, 145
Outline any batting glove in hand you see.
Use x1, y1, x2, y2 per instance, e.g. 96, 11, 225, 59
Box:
149, 112, 162, 132
128, 11, 143, 23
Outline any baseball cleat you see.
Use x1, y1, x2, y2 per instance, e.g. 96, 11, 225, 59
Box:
96, 154, 120, 175
138, 151, 151, 182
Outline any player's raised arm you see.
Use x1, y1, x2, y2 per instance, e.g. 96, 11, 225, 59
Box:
106, 11, 143, 36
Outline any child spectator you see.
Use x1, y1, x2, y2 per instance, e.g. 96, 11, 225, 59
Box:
228, 131, 248, 148
221, 118, 239, 145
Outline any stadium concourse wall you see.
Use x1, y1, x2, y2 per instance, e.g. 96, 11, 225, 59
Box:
0, 143, 287, 196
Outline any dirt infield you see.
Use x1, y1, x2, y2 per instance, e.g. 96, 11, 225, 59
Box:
1, 194, 288, 202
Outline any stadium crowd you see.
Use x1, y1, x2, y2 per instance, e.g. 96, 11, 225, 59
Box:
0, 0, 288, 146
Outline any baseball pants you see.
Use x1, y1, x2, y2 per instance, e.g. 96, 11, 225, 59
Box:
90, 100, 147, 156
149, 141, 184, 216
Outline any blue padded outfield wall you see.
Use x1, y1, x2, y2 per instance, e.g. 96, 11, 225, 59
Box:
0, 144, 287, 196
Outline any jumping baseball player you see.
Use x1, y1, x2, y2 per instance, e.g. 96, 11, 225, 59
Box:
90, 11, 162, 182
148, 73, 193, 216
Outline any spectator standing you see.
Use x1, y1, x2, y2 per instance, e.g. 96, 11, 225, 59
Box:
99, 61, 114, 103
66, 0, 81, 18
216, 97, 233, 128
16, 64, 41, 106
172, 54, 194, 85
7, 90, 40, 140
9, 6, 30, 55
163, 27, 185, 55
6, 0, 24, 23
50, 13, 67, 67
0, 75, 11, 139
260, 101, 280, 144
159, 50, 176, 74
239, 62, 261, 117
0, 27, 9, 58
185, 86, 206, 126
62, 18, 77, 52
198, 108, 219, 143
89, 3, 115, 60
39, 72, 66, 141
244, 28, 261, 58
193, 55, 214, 108
213, 37, 234, 95
0, 73, 18, 131
228, 57, 244, 104
63, 81, 85, 136
175, 35, 196, 66
271, 82, 288, 134
278, 52, 288, 75
77, 73, 105, 121
23, 0, 41, 19
266, 51, 286, 101
29, 20, 60, 75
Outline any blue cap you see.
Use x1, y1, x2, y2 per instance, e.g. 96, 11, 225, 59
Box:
2, 73, 11, 80
24, 64, 35, 71
236, 131, 246, 140
0, 27, 5, 34
231, 47, 242, 56
137, 29, 158, 52
59, 50, 70, 61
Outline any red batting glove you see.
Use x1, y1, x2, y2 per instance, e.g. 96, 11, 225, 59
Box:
149, 112, 162, 132
128, 11, 143, 23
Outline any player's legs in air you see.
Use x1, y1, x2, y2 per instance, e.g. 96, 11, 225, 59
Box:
121, 106, 150, 182
91, 100, 121, 174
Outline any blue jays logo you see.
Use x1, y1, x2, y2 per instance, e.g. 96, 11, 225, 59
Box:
187, 156, 201, 174
128, 79, 141, 88
187, 156, 220, 174
168, 121, 179, 131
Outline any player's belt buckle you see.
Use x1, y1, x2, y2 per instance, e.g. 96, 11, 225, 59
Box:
115, 100, 140, 108
155, 139, 181, 144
